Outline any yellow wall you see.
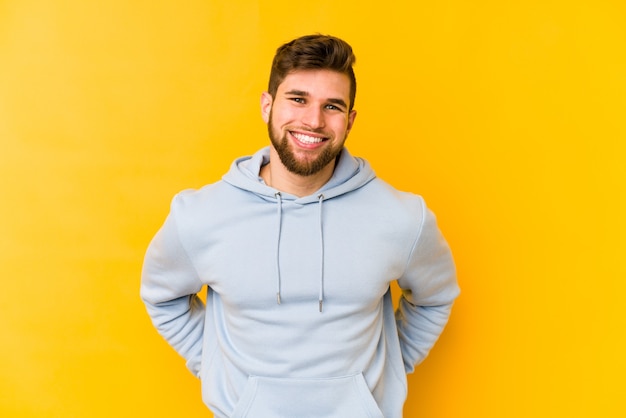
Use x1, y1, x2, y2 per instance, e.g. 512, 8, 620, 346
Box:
1, 1, 624, 416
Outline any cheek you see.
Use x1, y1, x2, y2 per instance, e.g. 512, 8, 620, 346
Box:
270, 105, 291, 125
279, 111, 305, 131
331, 119, 351, 136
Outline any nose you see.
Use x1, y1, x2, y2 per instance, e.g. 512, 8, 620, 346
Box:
301, 106, 325, 129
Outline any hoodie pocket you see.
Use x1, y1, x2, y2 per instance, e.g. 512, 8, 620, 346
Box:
231, 373, 384, 418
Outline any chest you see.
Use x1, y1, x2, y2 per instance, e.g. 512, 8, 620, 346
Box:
189, 197, 417, 310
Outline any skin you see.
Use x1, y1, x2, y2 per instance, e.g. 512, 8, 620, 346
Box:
260, 69, 357, 197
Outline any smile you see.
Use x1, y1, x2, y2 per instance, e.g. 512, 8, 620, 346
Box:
291, 131, 326, 144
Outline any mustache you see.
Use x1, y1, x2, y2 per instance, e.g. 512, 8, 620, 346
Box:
287, 127, 330, 136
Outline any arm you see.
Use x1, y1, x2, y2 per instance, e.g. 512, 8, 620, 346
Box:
396, 202, 460, 373
140, 200, 205, 376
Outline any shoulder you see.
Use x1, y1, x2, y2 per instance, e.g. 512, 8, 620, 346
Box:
167, 180, 237, 226
171, 180, 234, 211
337, 178, 430, 238
360, 178, 427, 216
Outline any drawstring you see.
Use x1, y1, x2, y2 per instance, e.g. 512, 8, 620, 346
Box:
317, 194, 325, 312
273, 192, 326, 313
274, 192, 283, 305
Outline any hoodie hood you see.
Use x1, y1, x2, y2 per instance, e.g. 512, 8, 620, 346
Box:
222, 146, 376, 203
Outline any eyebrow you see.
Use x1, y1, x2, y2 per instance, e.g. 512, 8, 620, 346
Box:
284, 89, 348, 110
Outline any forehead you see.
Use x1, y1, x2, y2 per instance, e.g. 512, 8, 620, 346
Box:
277, 69, 351, 100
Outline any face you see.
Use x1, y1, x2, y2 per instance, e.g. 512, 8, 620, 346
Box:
261, 69, 357, 177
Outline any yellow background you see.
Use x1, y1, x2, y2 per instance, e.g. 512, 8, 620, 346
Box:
1, 1, 624, 417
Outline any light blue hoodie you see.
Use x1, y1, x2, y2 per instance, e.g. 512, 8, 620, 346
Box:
141, 147, 459, 418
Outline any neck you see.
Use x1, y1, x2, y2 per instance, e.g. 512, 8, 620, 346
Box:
260, 148, 335, 197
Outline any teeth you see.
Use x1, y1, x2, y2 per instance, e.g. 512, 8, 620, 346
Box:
292, 132, 324, 144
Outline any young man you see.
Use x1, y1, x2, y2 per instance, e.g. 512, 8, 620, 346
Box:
141, 34, 460, 418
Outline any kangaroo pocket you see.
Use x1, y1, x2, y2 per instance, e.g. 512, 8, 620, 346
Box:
230, 373, 384, 418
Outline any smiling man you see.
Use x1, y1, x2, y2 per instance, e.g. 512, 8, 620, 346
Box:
141, 34, 460, 418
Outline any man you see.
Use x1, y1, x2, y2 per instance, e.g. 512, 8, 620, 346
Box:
141, 34, 460, 418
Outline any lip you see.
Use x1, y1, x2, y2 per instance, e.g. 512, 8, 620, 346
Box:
289, 130, 328, 149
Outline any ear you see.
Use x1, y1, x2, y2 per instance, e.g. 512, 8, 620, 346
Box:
346, 109, 357, 134
260, 92, 273, 123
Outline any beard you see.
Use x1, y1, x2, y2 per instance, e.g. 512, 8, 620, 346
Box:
267, 110, 346, 177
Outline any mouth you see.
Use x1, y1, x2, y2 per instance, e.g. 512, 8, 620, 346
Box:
290, 131, 328, 147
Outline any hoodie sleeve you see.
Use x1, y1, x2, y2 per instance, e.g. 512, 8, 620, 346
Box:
395, 200, 460, 373
140, 197, 205, 376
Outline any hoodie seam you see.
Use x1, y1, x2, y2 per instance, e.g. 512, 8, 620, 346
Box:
402, 197, 427, 283
171, 194, 206, 289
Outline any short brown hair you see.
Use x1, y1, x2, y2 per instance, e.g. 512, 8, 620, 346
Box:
268, 34, 357, 111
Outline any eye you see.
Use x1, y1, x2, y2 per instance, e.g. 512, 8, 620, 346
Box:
289, 97, 305, 104
325, 103, 347, 113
